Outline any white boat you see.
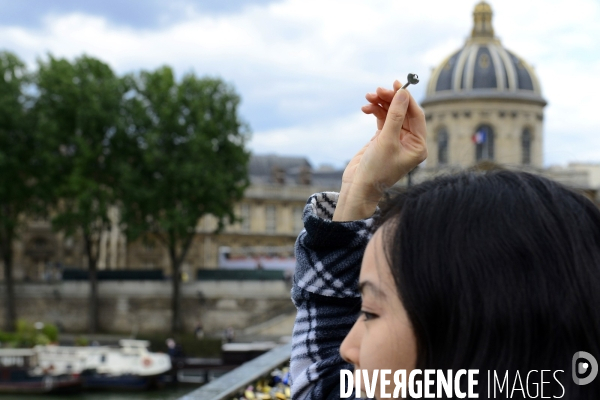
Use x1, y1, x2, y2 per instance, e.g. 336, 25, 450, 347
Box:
0, 349, 81, 393
34, 339, 171, 390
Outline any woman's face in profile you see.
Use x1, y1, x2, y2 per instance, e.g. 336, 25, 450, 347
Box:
340, 228, 417, 399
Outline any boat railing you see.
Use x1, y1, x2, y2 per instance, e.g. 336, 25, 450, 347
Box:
178, 342, 291, 400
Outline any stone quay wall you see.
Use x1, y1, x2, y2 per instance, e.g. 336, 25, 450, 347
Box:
0, 280, 294, 334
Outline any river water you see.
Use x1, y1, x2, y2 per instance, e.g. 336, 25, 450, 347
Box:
0, 387, 195, 400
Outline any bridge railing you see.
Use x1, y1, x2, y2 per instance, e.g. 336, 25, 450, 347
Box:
178, 341, 292, 400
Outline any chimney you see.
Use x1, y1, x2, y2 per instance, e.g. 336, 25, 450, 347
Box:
271, 165, 285, 185
298, 165, 312, 185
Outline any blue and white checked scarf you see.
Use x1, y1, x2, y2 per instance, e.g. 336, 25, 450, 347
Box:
290, 192, 376, 400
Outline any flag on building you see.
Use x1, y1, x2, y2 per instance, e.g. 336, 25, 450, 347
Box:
472, 129, 486, 144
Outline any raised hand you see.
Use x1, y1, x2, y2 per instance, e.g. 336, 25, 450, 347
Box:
333, 80, 427, 221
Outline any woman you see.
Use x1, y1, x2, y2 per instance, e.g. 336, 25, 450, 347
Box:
290, 81, 600, 399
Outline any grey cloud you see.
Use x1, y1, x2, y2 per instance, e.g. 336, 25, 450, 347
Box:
0, 0, 284, 30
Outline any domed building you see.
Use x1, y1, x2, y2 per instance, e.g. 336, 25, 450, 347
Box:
421, 1, 546, 169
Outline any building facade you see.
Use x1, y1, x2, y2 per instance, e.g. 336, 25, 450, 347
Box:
422, 1, 546, 170
415, 1, 599, 201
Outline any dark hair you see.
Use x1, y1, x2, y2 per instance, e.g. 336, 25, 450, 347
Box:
378, 170, 600, 398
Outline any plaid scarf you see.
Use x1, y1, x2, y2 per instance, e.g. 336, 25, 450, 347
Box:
290, 192, 376, 400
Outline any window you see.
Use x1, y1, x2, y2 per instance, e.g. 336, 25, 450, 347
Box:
437, 129, 449, 165
240, 203, 251, 232
522, 128, 532, 165
265, 205, 276, 233
474, 125, 494, 161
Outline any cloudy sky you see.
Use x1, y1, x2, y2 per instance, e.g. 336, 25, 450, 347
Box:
0, 0, 598, 169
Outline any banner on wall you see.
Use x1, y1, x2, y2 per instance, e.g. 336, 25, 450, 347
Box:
218, 246, 296, 272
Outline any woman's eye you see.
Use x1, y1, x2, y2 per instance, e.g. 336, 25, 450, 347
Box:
360, 310, 377, 321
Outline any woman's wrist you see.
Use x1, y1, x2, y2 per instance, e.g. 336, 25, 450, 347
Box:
332, 182, 382, 221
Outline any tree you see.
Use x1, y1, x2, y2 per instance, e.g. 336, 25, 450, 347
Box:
119, 66, 250, 333
0, 52, 36, 332
35, 55, 124, 333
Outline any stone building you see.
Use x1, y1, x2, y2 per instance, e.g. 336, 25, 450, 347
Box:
422, 1, 545, 170
202, 156, 342, 268
415, 1, 599, 198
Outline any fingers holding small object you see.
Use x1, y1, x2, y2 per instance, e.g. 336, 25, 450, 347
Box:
361, 103, 387, 120
366, 90, 391, 110
362, 103, 387, 130
375, 86, 395, 104
366, 77, 413, 108
365, 83, 398, 107
401, 73, 419, 89
363, 76, 416, 123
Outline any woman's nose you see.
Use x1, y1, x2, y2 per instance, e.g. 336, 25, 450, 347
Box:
340, 320, 361, 365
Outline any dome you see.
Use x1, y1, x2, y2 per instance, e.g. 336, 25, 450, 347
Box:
422, 1, 546, 107
473, 1, 492, 13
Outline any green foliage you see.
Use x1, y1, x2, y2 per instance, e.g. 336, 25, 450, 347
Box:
0, 320, 58, 348
138, 334, 222, 358
42, 323, 59, 342
0, 51, 39, 331
35, 54, 126, 332
15, 319, 32, 334
35, 54, 124, 241
0, 52, 33, 198
118, 66, 250, 244
74, 336, 90, 347
0, 331, 14, 344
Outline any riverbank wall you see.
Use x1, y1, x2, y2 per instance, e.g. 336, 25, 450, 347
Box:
0, 280, 293, 334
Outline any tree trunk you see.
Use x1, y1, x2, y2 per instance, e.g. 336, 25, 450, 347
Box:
89, 257, 99, 333
169, 233, 194, 334
84, 234, 99, 333
2, 237, 16, 332
170, 254, 182, 334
